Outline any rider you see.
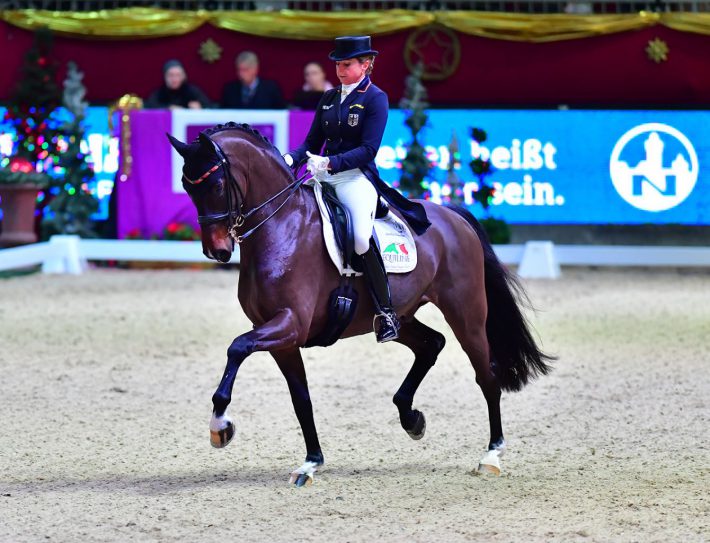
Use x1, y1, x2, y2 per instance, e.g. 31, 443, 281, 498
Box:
284, 36, 431, 343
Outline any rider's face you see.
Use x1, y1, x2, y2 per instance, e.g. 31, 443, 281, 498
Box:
335, 58, 369, 86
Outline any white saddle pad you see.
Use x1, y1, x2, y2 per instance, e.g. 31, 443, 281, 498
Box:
307, 180, 417, 276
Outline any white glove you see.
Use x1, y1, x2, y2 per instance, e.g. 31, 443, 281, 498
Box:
306, 151, 330, 175
283, 153, 294, 167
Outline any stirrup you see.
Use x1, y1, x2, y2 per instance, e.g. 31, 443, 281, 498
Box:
373, 312, 400, 343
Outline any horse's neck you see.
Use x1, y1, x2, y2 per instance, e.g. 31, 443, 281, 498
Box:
238, 186, 318, 270
237, 147, 318, 261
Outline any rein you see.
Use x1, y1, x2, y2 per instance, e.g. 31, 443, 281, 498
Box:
184, 142, 308, 244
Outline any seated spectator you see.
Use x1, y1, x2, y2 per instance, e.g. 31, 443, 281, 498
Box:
292, 62, 334, 110
145, 60, 212, 110
221, 51, 285, 109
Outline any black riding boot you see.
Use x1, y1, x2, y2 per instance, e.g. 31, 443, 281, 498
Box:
361, 240, 400, 343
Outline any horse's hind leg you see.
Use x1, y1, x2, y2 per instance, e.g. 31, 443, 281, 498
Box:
272, 349, 324, 487
393, 318, 446, 440
437, 295, 506, 475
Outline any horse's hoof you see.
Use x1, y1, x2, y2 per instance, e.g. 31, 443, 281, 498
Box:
477, 462, 501, 476
405, 410, 426, 440
289, 472, 313, 487
288, 460, 320, 487
477, 448, 503, 476
210, 419, 235, 448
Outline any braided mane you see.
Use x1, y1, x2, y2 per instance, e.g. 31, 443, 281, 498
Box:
197, 121, 293, 178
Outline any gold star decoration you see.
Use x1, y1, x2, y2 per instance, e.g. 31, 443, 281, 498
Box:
199, 38, 222, 64
646, 38, 669, 64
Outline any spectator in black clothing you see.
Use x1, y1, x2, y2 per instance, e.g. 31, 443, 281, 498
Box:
145, 60, 212, 110
292, 61, 334, 110
221, 51, 285, 109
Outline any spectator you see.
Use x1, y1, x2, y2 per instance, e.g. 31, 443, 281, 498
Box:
221, 51, 285, 109
292, 62, 334, 110
144, 60, 212, 110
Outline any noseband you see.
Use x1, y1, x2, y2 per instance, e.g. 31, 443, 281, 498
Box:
183, 140, 307, 243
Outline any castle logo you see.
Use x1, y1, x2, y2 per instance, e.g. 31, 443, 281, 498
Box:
609, 123, 698, 212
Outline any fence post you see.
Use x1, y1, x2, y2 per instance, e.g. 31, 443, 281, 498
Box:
518, 241, 561, 279
42, 235, 86, 275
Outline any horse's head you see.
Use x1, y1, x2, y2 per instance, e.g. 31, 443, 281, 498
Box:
167, 132, 239, 263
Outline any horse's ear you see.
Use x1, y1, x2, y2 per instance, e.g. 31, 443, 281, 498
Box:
198, 132, 217, 154
166, 133, 190, 157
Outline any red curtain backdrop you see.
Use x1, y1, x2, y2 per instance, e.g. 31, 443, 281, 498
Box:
1, 21, 709, 107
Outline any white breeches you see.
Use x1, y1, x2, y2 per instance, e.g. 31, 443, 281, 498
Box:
319, 168, 378, 255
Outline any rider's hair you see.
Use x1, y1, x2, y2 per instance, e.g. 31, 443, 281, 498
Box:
236, 51, 259, 66
357, 55, 375, 75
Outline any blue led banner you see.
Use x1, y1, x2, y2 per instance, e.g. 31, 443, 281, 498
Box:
376, 110, 709, 225
3, 107, 707, 226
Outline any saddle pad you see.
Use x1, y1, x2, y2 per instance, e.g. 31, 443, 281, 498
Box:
307, 180, 417, 276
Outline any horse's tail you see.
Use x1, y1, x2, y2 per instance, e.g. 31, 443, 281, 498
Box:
444, 205, 553, 392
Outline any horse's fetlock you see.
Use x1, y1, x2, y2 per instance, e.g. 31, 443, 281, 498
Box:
212, 392, 230, 412
306, 451, 324, 465
393, 392, 412, 410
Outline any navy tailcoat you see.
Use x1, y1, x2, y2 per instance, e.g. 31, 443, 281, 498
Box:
290, 76, 431, 235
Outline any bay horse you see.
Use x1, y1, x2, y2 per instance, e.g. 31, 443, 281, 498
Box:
168, 123, 551, 486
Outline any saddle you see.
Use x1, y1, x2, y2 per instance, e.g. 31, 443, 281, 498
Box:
304, 183, 416, 348
319, 183, 390, 271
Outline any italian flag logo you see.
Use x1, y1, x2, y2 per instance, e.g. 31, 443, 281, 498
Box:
383, 243, 409, 255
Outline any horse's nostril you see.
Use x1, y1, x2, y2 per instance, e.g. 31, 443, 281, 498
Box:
215, 249, 232, 263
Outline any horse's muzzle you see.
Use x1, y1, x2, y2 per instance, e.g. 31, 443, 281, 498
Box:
203, 247, 232, 263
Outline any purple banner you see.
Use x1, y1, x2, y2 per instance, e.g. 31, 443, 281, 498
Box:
117, 110, 316, 239
117, 110, 198, 239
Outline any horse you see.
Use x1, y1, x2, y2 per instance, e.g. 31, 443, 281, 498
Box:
167, 122, 552, 486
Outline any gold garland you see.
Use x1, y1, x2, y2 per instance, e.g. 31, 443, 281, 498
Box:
108, 94, 143, 180
2, 9, 710, 42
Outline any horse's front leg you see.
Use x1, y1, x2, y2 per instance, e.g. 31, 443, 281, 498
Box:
272, 349, 324, 487
209, 309, 302, 449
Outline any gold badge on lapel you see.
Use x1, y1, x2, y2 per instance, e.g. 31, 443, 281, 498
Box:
348, 113, 359, 127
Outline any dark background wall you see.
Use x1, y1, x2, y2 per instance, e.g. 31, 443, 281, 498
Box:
2, 21, 710, 107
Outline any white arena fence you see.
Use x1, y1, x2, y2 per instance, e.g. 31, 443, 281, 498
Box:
1, 235, 709, 278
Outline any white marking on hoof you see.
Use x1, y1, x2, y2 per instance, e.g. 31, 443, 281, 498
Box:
289, 461, 320, 487
209, 414, 235, 448
477, 444, 506, 476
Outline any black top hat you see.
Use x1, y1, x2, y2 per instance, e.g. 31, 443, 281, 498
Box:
328, 36, 379, 61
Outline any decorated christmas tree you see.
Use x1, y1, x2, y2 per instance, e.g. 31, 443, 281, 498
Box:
469, 127, 510, 244
0, 27, 61, 183
445, 131, 464, 205
42, 62, 99, 238
398, 64, 431, 197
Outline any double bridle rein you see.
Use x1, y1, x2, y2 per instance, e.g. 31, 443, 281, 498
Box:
183, 141, 307, 244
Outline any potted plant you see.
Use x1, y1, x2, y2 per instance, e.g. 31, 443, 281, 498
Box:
0, 27, 61, 247
0, 158, 51, 247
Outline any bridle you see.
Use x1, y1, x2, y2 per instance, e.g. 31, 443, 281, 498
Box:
183, 139, 307, 244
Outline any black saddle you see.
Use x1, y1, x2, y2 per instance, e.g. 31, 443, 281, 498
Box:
320, 183, 389, 270
321, 183, 355, 270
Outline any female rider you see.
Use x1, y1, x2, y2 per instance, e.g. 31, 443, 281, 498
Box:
284, 36, 431, 343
